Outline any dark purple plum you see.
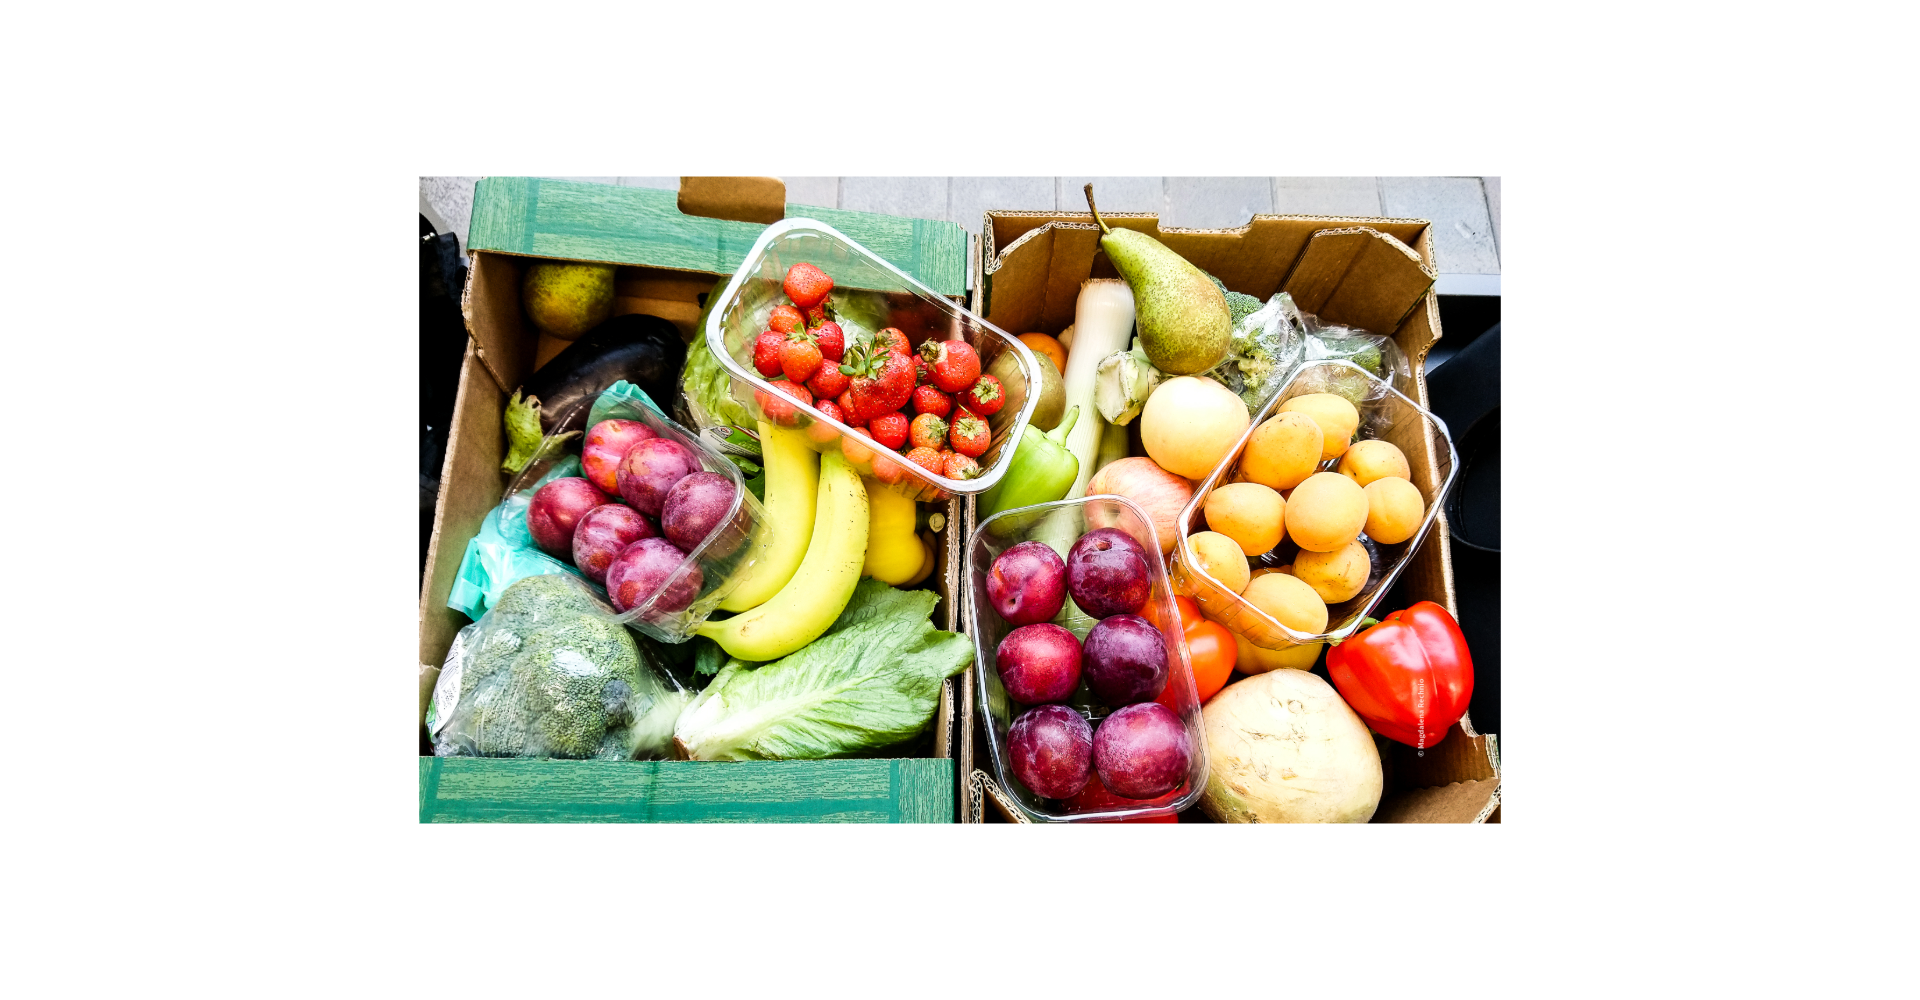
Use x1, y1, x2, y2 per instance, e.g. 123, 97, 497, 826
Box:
615, 437, 701, 516
1007, 704, 1094, 800
1093, 702, 1191, 800
1066, 527, 1151, 619
986, 541, 1067, 626
1081, 614, 1169, 706
526, 477, 609, 557
995, 623, 1082, 705
571, 504, 656, 583
605, 536, 701, 616
661, 471, 741, 553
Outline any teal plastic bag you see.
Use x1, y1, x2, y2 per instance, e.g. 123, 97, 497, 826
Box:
446, 455, 586, 620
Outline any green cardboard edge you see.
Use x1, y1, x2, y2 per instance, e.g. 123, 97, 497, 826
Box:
419, 757, 955, 824
466, 178, 969, 298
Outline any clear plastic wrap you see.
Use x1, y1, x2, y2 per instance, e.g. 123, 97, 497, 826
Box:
427, 574, 692, 760
966, 495, 1210, 822
1205, 291, 1413, 423
491, 382, 770, 643
704, 218, 1040, 503
1170, 359, 1458, 651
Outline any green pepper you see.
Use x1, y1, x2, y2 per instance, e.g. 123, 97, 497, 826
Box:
977, 406, 1081, 521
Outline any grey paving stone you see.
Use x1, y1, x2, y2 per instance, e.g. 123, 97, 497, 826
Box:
616, 177, 679, 190
1162, 177, 1274, 229
838, 176, 950, 223
420, 176, 481, 250
1272, 177, 1382, 217
948, 176, 1055, 234
1058, 177, 1163, 214
781, 176, 839, 209
1379, 176, 1499, 274
1481, 177, 1500, 257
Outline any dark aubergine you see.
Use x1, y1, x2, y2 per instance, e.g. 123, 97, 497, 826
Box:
522, 313, 688, 437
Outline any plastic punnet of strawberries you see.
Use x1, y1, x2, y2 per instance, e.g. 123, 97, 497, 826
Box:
750, 262, 1003, 484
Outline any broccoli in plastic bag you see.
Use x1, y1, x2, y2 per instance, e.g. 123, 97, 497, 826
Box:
1205, 291, 1307, 411
428, 574, 690, 760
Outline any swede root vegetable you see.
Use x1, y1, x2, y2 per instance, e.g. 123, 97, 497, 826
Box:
1198, 668, 1382, 823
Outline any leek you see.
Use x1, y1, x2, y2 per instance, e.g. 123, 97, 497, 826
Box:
1060, 279, 1135, 499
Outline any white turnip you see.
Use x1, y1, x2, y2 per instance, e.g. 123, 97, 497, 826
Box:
1198, 668, 1382, 823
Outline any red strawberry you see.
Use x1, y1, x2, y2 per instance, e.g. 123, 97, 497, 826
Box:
919, 339, 981, 393
780, 332, 823, 383
753, 331, 786, 377
768, 304, 804, 334
911, 384, 952, 417
755, 380, 813, 427
835, 388, 866, 428
904, 446, 945, 476
783, 263, 833, 309
875, 327, 912, 356
942, 451, 980, 480
840, 344, 915, 421
807, 362, 849, 399
965, 373, 1005, 416
815, 399, 846, 425
949, 411, 989, 458
805, 302, 829, 327
909, 412, 949, 451
869, 411, 909, 450
913, 355, 932, 385
812, 321, 845, 363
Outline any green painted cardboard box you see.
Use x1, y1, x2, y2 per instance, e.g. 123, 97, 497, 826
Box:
419, 178, 973, 823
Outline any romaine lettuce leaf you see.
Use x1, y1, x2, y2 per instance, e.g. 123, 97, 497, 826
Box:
671, 580, 970, 760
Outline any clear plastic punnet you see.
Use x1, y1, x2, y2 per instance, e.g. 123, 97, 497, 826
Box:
967, 495, 1210, 822
1170, 359, 1458, 654
704, 218, 1040, 503
502, 388, 769, 643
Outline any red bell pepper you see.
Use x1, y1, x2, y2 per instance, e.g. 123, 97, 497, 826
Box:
1325, 601, 1473, 749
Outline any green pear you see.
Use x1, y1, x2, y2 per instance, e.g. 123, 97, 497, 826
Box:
522, 261, 615, 340
1084, 184, 1230, 375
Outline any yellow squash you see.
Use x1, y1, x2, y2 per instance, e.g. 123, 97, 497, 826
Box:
862, 478, 929, 585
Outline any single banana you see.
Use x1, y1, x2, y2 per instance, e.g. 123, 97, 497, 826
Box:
717, 422, 819, 612
694, 450, 869, 661
861, 477, 926, 585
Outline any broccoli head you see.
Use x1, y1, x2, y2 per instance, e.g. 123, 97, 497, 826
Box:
432, 574, 681, 760
1204, 271, 1265, 328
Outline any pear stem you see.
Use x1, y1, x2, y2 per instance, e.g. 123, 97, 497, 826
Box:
1084, 183, 1110, 235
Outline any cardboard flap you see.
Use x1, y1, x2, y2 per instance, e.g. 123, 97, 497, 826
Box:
1374, 778, 1500, 824
678, 176, 786, 225
1381, 722, 1499, 790
462, 251, 533, 392
466, 178, 968, 297
1281, 227, 1435, 335
967, 769, 1031, 824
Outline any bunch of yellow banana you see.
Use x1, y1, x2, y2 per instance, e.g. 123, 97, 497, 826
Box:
696, 435, 868, 661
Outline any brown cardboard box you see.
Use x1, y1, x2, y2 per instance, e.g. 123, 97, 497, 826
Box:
959, 206, 1499, 824
418, 179, 968, 817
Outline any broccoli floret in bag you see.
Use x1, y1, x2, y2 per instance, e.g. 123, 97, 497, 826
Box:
431, 574, 686, 760
1204, 290, 1305, 411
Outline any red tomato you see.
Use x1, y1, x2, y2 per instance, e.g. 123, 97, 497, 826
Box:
1144, 595, 1202, 634
1180, 620, 1236, 703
